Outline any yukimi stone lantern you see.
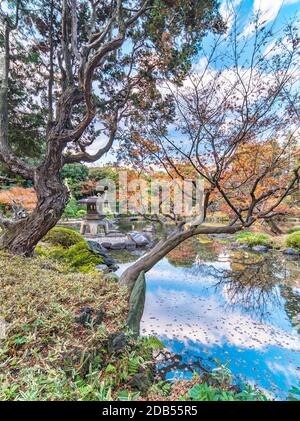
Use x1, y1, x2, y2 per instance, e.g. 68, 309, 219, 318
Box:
77, 185, 109, 237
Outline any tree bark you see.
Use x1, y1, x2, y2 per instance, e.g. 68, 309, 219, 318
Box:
0, 168, 69, 255
119, 224, 242, 292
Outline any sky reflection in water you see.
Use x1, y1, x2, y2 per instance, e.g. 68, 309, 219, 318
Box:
118, 239, 300, 399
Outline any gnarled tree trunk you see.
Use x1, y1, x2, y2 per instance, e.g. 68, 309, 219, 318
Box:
120, 224, 242, 292
0, 173, 69, 255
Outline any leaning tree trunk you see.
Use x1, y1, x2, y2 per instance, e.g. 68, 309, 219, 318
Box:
0, 167, 69, 255
119, 225, 242, 292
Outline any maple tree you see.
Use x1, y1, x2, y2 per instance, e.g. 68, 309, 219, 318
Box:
119, 14, 300, 289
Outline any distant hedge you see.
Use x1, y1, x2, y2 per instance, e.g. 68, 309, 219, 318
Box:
286, 232, 300, 250
235, 231, 271, 247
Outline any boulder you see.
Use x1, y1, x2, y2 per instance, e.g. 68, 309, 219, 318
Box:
252, 245, 269, 253
283, 248, 299, 256
75, 307, 93, 325
238, 244, 250, 250
109, 332, 127, 352
128, 231, 151, 247
110, 241, 126, 250
128, 372, 153, 394
87, 240, 108, 257
100, 242, 112, 249
75, 307, 105, 326
108, 264, 120, 272
103, 257, 117, 266
96, 264, 110, 272
125, 239, 137, 250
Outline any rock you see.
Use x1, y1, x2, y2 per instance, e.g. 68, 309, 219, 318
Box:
283, 248, 299, 256
103, 257, 117, 266
100, 242, 112, 249
87, 240, 108, 257
110, 241, 126, 250
128, 231, 151, 246
95, 309, 105, 325
109, 332, 127, 352
106, 231, 126, 238
238, 244, 250, 250
96, 264, 110, 272
108, 264, 119, 272
75, 307, 94, 325
128, 372, 152, 394
75, 307, 105, 326
125, 239, 137, 250
252, 245, 269, 253
126, 271, 146, 337
104, 273, 119, 283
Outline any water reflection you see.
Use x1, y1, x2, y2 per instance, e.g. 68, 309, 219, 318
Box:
117, 237, 300, 399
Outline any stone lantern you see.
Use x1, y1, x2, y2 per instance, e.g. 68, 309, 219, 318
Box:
78, 185, 109, 237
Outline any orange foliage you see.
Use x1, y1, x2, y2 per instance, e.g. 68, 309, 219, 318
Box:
0, 187, 37, 210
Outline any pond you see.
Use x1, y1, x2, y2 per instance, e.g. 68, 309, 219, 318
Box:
115, 236, 300, 399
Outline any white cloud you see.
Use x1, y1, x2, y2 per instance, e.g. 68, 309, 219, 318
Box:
220, 0, 242, 32
141, 288, 300, 351
243, 0, 300, 37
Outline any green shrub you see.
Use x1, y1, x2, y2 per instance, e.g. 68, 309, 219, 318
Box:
235, 231, 271, 247
43, 227, 83, 248
287, 226, 300, 234
286, 232, 300, 250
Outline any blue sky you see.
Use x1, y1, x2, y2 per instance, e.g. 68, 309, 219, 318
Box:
88, 0, 300, 166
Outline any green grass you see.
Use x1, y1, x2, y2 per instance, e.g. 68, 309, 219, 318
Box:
0, 251, 160, 401
235, 231, 271, 247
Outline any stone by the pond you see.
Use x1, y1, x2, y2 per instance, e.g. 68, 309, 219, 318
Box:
96, 264, 110, 272
106, 231, 126, 238
252, 245, 269, 253
283, 248, 299, 256
87, 240, 108, 256
110, 241, 126, 250
103, 257, 117, 266
110, 332, 127, 352
100, 242, 112, 249
129, 231, 150, 246
125, 239, 137, 250
108, 264, 120, 272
